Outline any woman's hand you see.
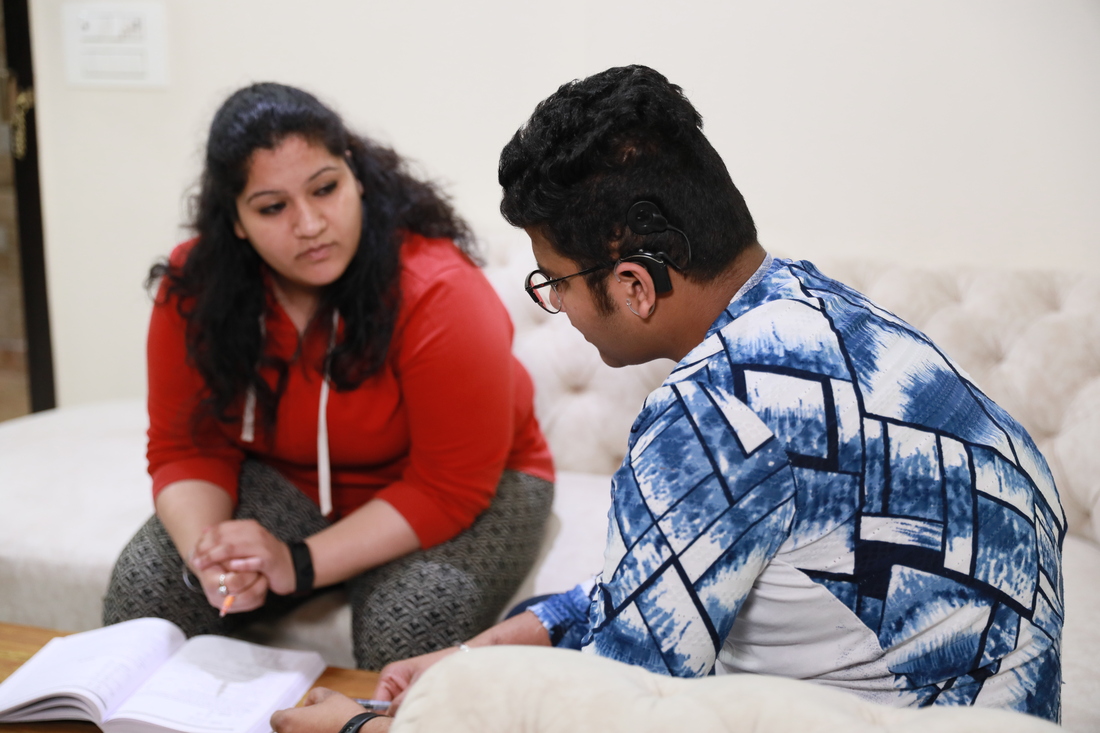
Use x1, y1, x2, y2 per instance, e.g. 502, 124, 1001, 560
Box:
271, 688, 390, 733
191, 519, 297, 595
154, 479, 260, 612
187, 556, 265, 614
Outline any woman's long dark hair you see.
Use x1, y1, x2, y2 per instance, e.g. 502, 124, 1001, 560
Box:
150, 82, 474, 432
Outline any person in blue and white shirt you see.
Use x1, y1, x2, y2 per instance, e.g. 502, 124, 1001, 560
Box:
271, 65, 1064, 733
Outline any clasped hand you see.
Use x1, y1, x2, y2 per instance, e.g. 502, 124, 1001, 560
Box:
190, 519, 297, 613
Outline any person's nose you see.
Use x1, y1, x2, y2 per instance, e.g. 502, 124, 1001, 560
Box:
293, 201, 327, 239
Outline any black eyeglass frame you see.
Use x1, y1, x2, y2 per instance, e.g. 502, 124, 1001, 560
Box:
524, 263, 613, 314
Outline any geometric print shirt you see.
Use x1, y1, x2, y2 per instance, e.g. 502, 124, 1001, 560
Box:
531, 257, 1064, 722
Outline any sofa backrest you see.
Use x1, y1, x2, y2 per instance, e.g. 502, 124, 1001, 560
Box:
484, 246, 1100, 546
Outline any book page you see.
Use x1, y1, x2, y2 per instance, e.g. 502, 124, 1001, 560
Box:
108, 635, 326, 733
0, 618, 185, 723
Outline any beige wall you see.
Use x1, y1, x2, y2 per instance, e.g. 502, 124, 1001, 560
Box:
28, 0, 1100, 406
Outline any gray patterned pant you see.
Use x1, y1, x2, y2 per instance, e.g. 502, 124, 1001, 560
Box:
102, 461, 553, 669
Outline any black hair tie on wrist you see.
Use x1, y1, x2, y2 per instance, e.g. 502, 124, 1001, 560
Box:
288, 540, 314, 596
340, 712, 380, 733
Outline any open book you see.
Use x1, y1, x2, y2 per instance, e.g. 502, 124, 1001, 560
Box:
0, 617, 326, 733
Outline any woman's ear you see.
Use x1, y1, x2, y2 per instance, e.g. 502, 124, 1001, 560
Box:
233, 219, 248, 241
345, 150, 365, 197
612, 261, 657, 319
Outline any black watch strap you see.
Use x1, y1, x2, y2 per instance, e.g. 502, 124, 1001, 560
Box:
340, 712, 380, 733
288, 540, 314, 596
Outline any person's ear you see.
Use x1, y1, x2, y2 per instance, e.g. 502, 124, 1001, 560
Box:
613, 261, 657, 319
233, 219, 248, 241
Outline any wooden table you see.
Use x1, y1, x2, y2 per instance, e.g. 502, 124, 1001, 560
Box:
0, 622, 380, 733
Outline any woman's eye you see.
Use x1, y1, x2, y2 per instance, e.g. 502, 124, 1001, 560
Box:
315, 181, 337, 196
259, 202, 285, 216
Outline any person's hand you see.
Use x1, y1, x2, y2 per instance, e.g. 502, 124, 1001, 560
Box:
192, 518, 297, 595
373, 646, 460, 714
271, 688, 391, 733
190, 552, 267, 614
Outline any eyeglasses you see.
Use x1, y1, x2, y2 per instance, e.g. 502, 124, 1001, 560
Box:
524, 263, 612, 314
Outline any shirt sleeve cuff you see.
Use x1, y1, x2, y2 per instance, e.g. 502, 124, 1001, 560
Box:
375, 481, 485, 549
529, 579, 595, 649
150, 458, 240, 502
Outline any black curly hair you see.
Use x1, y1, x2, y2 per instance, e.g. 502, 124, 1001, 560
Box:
150, 82, 474, 433
498, 65, 756, 312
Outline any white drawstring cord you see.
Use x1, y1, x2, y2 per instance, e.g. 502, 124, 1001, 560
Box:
240, 388, 257, 443
240, 309, 338, 518
317, 309, 339, 518
241, 315, 266, 443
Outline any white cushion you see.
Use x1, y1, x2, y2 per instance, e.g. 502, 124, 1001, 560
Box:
0, 400, 151, 632
1061, 534, 1100, 732
392, 645, 1061, 733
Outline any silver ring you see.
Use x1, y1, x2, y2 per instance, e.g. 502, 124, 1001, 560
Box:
218, 573, 228, 596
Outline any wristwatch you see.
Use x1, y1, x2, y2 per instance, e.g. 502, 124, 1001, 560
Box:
339, 712, 380, 733
288, 540, 315, 596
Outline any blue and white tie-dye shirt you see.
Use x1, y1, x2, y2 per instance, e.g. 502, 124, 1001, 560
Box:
531, 257, 1064, 721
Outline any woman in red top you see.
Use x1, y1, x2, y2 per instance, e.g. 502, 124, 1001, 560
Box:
102, 83, 555, 670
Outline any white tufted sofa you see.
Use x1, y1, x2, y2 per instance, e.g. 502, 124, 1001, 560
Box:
0, 247, 1097, 731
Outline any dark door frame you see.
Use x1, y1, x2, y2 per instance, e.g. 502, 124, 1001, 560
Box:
3, 0, 54, 411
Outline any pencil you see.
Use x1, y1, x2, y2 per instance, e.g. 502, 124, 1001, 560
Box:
352, 699, 391, 714
219, 595, 235, 617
